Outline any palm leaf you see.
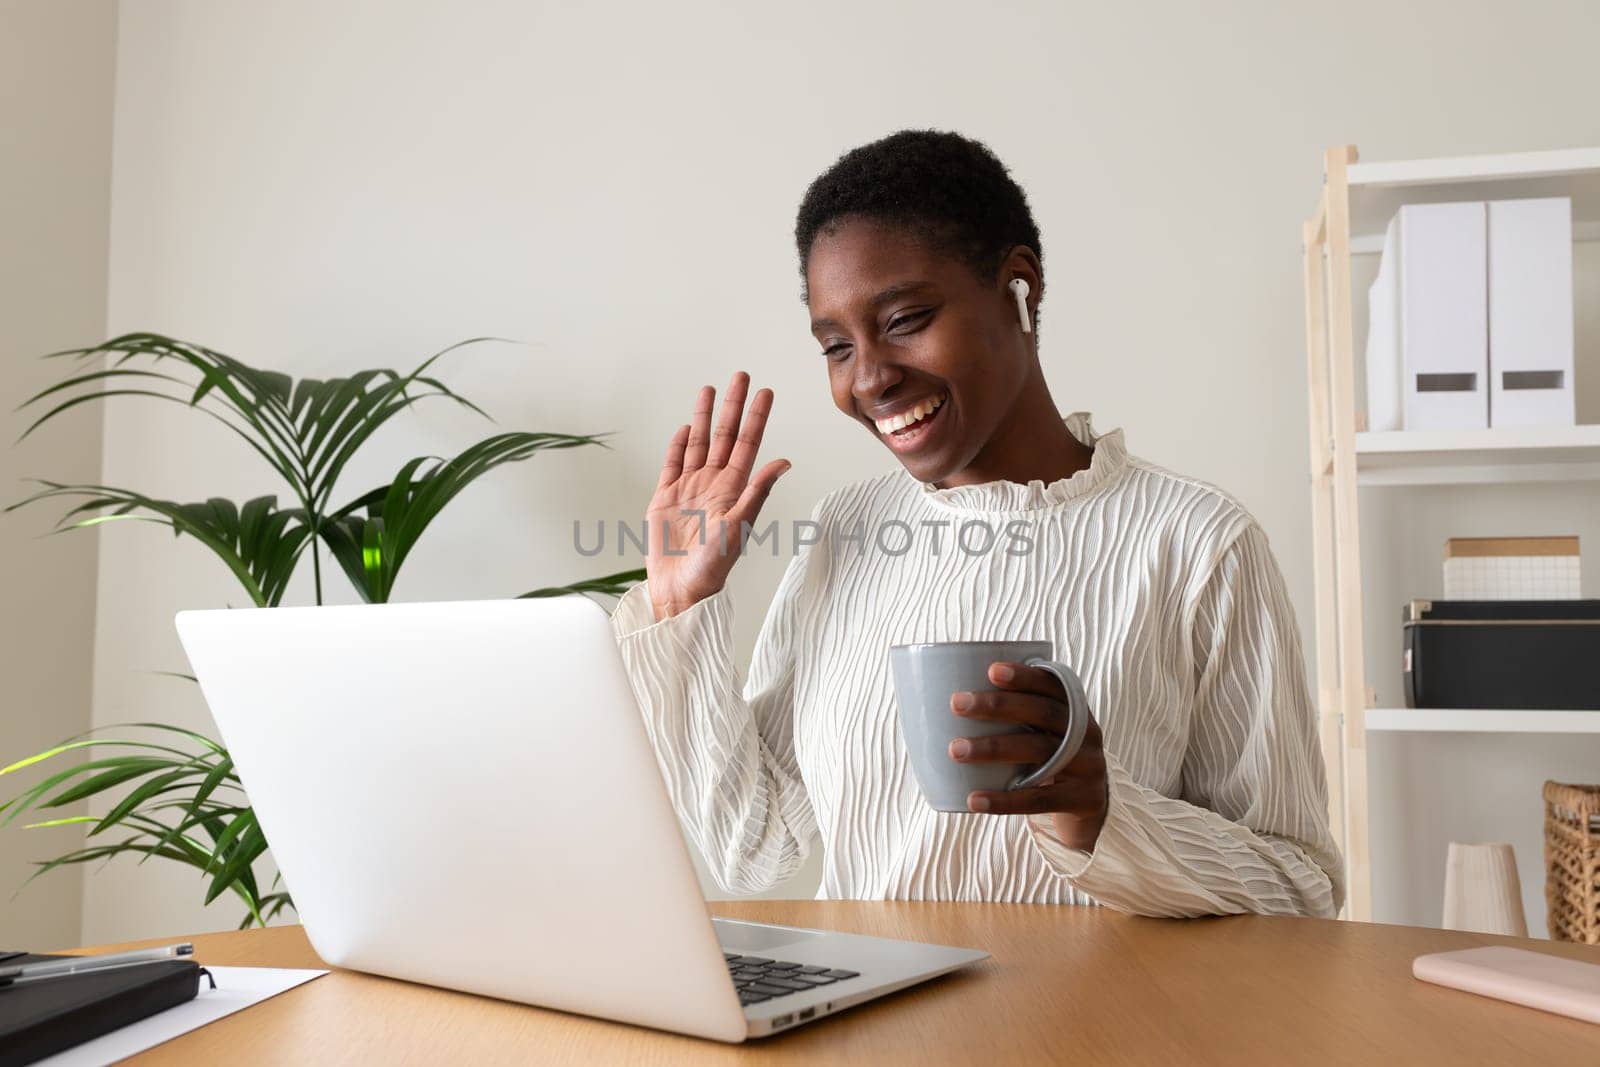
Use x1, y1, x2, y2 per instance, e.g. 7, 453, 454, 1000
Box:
15, 332, 527, 605
19, 332, 508, 512
520, 566, 646, 600
25, 333, 305, 485
321, 431, 607, 602
294, 338, 508, 510
0, 755, 185, 827
205, 813, 266, 904
92, 764, 209, 835
0, 726, 288, 927
254, 891, 294, 929
0, 737, 195, 779
6, 484, 311, 606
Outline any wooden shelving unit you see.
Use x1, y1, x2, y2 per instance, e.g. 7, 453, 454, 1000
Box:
1355, 425, 1600, 486
1301, 144, 1600, 922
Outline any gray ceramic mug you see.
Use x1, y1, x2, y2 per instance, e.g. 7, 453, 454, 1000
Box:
889, 639, 1090, 813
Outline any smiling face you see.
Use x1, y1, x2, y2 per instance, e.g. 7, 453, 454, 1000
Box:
805, 216, 1043, 487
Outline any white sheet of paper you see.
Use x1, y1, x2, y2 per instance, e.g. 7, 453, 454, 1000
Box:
34, 965, 329, 1066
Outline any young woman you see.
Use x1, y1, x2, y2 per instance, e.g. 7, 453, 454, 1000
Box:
610, 129, 1343, 918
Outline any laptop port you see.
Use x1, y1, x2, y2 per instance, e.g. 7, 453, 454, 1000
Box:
772, 1013, 793, 1027
799, 1007, 816, 1020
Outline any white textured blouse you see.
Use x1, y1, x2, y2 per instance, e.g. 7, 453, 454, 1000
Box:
611, 412, 1344, 918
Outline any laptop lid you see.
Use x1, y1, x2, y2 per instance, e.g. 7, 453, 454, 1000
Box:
175, 596, 749, 1043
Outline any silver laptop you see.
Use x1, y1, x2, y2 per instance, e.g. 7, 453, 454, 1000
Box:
174, 595, 986, 1042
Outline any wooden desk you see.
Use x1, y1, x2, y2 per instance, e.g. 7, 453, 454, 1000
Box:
69, 901, 1599, 1064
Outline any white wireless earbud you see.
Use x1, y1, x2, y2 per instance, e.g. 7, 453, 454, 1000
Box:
1008, 278, 1032, 334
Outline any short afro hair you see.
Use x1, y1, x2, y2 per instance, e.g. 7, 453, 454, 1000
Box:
794, 128, 1043, 308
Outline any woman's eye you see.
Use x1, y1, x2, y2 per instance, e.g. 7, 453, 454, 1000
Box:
888, 310, 931, 332
823, 344, 849, 360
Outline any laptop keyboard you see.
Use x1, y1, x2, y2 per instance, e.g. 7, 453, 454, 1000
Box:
723, 954, 860, 1007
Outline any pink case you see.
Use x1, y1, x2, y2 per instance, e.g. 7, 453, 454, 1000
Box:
1413, 946, 1600, 1025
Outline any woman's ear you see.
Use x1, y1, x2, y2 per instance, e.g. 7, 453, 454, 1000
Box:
997, 245, 1043, 332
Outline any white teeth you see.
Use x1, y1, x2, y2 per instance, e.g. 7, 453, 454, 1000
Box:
875, 393, 945, 435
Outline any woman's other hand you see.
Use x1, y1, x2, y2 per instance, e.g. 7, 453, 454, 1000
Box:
948, 661, 1110, 851
645, 371, 791, 621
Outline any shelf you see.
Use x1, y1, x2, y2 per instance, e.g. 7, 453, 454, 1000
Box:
1354, 424, 1600, 486
1304, 144, 1600, 921
1366, 707, 1600, 734
1346, 146, 1600, 245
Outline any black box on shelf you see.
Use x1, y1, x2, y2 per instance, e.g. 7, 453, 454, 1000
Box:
1403, 599, 1600, 710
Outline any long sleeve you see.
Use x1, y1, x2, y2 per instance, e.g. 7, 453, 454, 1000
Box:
1024, 521, 1346, 919
610, 528, 822, 896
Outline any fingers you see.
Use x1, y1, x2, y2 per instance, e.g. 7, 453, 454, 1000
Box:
966, 775, 1107, 816
986, 661, 1067, 700
727, 456, 791, 530
682, 385, 716, 472
705, 371, 750, 470
952, 726, 1104, 778
657, 423, 691, 489
725, 385, 774, 481
948, 732, 1058, 765
950, 688, 1065, 733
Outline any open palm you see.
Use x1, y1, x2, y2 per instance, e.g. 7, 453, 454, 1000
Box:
645, 371, 791, 620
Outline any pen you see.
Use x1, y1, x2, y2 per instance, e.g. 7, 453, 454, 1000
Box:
0, 942, 194, 986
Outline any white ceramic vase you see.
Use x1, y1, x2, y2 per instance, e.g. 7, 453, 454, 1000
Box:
1441, 842, 1528, 937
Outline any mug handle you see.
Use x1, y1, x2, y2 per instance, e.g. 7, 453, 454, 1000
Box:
1007, 657, 1091, 791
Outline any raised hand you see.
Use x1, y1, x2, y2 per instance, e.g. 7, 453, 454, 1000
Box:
645, 371, 791, 621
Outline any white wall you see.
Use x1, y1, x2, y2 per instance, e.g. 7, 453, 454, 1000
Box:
80, 0, 1600, 942
0, 0, 115, 949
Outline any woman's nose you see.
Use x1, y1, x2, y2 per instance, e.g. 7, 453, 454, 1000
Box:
849, 343, 904, 405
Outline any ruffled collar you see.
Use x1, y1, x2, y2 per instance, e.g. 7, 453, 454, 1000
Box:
907, 411, 1129, 513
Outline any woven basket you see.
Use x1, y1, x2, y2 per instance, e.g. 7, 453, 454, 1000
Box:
1543, 781, 1600, 943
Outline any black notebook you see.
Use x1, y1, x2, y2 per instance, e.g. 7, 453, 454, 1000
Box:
0, 955, 204, 1067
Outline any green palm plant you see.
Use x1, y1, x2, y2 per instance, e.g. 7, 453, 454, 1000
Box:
0, 724, 292, 927
2, 332, 642, 927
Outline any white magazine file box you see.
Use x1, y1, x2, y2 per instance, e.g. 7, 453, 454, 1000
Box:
1400, 201, 1489, 432
1487, 197, 1575, 429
